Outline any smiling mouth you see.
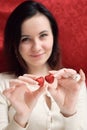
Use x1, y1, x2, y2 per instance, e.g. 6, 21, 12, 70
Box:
31, 53, 44, 58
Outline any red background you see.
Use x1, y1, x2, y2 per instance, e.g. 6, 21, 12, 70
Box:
0, 0, 87, 81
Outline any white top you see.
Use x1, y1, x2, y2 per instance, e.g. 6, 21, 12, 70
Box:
0, 73, 87, 130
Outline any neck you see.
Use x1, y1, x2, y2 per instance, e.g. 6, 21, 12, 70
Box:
28, 64, 51, 76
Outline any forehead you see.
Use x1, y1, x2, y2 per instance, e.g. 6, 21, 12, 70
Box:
21, 13, 51, 34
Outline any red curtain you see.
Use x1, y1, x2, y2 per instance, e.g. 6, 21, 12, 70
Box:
0, 0, 87, 80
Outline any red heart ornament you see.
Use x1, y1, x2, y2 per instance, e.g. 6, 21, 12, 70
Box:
45, 74, 54, 83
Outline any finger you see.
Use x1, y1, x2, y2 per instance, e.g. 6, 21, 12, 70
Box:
26, 84, 40, 91
50, 68, 77, 79
47, 85, 60, 100
18, 76, 38, 85
3, 87, 15, 99
49, 69, 65, 79
47, 84, 64, 107
49, 68, 70, 74
50, 68, 76, 74
78, 69, 85, 84
3, 87, 15, 94
49, 70, 57, 74
48, 85, 56, 94
9, 79, 30, 87
49, 68, 66, 75
63, 69, 77, 78
23, 74, 37, 78
10, 79, 39, 92
58, 78, 78, 90
64, 68, 77, 74
34, 84, 46, 97
71, 74, 81, 82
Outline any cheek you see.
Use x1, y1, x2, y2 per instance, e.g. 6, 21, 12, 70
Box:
19, 43, 30, 53
45, 44, 53, 51
44, 38, 53, 52
19, 45, 24, 56
18, 44, 28, 57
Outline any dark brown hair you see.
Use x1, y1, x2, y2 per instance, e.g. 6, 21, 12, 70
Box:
4, 0, 61, 76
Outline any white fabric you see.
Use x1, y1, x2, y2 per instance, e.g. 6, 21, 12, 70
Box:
0, 73, 87, 130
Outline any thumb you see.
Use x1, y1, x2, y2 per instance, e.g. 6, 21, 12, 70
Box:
78, 69, 85, 84
47, 85, 57, 97
34, 84, 46, 98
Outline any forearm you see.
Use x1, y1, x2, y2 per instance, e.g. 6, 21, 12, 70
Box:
62, 83, 87, 130
3, 119, 29, 130
14, 112, 30, 128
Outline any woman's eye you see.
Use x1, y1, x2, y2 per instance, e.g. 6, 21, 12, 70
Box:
20, 37, 30, 42
40, 34, 48, 38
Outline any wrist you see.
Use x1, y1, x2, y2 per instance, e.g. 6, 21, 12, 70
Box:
60, 111, 77, 117
14, 113, 29, 128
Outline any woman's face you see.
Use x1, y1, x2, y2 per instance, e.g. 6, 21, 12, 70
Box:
19, 13, 53, 68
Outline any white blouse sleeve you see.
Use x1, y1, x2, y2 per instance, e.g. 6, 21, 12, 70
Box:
0, 73, 29, 130
61, 82, 87, 130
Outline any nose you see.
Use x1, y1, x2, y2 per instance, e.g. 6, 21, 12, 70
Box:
31, 39, 41, 52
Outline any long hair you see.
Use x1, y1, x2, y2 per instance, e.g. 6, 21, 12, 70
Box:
4, 0, 61, 76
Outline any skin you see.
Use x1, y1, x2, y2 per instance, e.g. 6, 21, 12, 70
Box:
3, 13, 86, 127
19, 13, 54, 75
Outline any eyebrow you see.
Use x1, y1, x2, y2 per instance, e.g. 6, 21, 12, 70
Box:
21, 35, 30, 38
21, 30, 49, 38
39, 30, 48, 34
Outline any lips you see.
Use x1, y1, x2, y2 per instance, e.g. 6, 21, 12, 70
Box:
31, 53, 45, 57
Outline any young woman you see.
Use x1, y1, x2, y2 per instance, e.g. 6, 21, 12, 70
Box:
0, 0, 87, 130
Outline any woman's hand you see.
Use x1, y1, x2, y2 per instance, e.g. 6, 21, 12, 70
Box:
48, 69, 85, 117
3, 74, 46, 127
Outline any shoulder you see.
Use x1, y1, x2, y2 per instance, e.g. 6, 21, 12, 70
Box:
0, 72, 16, 79
0, 72, 16, 92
